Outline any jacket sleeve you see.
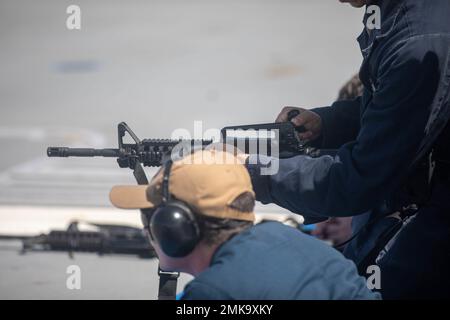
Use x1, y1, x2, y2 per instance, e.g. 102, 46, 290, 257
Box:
310, 97, 362, 149
247, 37, 441, 221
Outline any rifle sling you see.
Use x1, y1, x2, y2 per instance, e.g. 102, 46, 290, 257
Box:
133, 162, 179, 300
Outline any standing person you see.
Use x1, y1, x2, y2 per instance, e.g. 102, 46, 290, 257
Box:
312, 74, 363, 248
245, 0, 450, 299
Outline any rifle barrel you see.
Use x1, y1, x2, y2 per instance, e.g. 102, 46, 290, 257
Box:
47, 147, 120, 158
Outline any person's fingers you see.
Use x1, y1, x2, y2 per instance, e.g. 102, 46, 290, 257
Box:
275, 106, 296, 123
312, 230, 327, 240
326, 218, 352, 243
290, 114, 308, 127
311, 223, 325, 235
327, 228, 349, 244
299, 131, 313, 140
276, 106, 307, 123
326, 223, 344, 233
311, 226, 322, 235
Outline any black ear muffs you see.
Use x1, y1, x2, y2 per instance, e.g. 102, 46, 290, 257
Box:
150, 200, 201, 258
148, 160, 202, 258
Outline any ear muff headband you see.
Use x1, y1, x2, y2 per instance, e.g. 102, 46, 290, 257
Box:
149, 160, 201, 258
162, 160, 173, 203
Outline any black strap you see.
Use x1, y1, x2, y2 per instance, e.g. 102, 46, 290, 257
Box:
158, 268, 180, 300
356, 218, 403, 275
162, 160, 173, 203
132, 162, 179, 300
356, 206, 419, 274
133, 161, 149, 185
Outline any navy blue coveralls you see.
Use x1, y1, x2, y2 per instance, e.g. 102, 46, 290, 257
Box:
246, 0, 450, 299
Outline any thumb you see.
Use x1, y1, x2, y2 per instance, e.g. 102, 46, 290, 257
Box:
290, 114, 307, 127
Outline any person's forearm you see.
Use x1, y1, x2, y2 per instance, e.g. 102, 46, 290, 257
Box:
246, 145, 377, 223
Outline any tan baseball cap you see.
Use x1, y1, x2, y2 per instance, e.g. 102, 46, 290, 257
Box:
109, 149, 255, 222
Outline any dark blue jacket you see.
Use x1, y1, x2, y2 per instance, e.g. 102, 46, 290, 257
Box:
246, 0, 450, 299
182, 222, 379, 300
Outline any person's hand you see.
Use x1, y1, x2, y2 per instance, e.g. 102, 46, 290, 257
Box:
275, 106, 322, 141
312, 217, 352, 246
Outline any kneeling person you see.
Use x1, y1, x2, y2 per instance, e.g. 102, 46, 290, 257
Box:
110, 150, 379, 300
